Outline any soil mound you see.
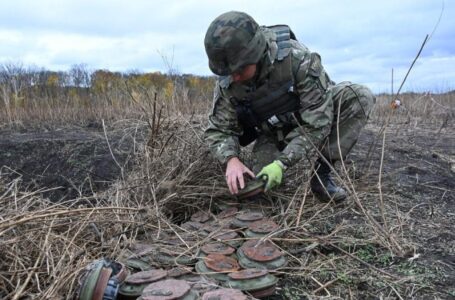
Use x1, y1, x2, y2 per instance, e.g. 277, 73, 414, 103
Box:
0, 126, 142, 201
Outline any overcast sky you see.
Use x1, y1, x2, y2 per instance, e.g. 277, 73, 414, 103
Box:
0, 0, 453, 93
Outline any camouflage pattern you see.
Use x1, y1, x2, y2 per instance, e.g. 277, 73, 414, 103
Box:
321, 82, 376, 162
204, 11, 267, 76
204, 16, 376, 172
250, 83, 375, 173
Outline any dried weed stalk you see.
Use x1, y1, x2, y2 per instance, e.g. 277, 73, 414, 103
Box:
1, 74, 453, 299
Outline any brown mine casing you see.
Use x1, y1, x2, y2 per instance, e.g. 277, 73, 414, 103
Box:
250, 285, 277, 298
204, 254, 240, 273
241, 240, 282, 262
248, 219, 279, 234
119, 270, 168, 299
201, 242, 236, 256
125, 270, 168, 284
202, 288, 247, 300
236, 178, 265, 199
210, 229, 243, 247
244, 219, 280, 238
190, 211, 212, 223
225, 268, 278, 298
92, 267, 112, 300
141, 279, 191, 300
236, 211, 264, 222
167, 267, 192, 278
227, 268, 268, 280
216, 207, 238, 219
231, 210, 264, 229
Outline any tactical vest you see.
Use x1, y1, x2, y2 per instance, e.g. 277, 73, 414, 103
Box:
223, 25, 301, 146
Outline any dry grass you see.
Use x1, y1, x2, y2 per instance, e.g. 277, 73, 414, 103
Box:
0, 88, 454, 299
0, 76, 213, 129
371, 92, 454, 126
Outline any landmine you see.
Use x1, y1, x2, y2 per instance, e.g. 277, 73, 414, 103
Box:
225, 269, 278, 298
213, 199, 242, 212
190, 211, 212, 223
198, 242, 236, 258
216, 207, 238, 219
153, 247, 197, 267
231, 210, 264, 228
139, 279, 199, 300
77, 201, 288, 299
165, 233, 200, 247
244, 219, 280, 238
195, 254, 240, 282
210, 229, 243, 248
165, 267, 213, 291
202, 222, 224, 234
180, 221, 205, 232
125, 258, 153, 272
166, 267, 192, 278
126, 245, 197, 269
214, 207, 240, 230
237, 239, 287, 270
176, 274, 215, 295
182, 211, 223, 237
118, 270, 167, 300
202, 288, 247, 300
236, 178, 266, 200
76, 259, 128, 300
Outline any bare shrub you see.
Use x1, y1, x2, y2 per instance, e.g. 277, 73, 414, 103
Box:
0, 64, 214, 129
370, 92, 454, 126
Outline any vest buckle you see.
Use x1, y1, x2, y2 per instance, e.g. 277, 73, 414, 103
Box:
267, 115, 280, 126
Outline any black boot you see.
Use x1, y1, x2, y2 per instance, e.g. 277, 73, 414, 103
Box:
310, 159, 347, 203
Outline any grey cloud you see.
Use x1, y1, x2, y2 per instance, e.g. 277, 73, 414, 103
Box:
0, 0, 453, 93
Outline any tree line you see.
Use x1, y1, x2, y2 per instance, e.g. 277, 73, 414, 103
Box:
0, 63, 215, 126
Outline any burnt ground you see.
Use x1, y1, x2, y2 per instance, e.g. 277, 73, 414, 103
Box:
0, 122, 453, 299
0, 124, 146, 201
271, 122, 455, 299
354, 123, 454, 271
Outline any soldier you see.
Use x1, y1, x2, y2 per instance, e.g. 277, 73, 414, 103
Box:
203, 11, 375, 202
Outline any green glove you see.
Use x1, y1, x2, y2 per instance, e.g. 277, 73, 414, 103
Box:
257, 160, 284, 192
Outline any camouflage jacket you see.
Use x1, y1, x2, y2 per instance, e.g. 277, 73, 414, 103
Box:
204, 26, 335, 168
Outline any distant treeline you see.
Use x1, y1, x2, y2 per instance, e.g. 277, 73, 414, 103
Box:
0, 63, 215, 100
2, 63, 453, 128
0, 63, 216, 126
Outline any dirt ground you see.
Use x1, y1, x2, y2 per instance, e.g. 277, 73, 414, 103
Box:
274, 122, 455, 299
0, 121, 453, 299
0, 124, 145, 201
355, 123, 454, 272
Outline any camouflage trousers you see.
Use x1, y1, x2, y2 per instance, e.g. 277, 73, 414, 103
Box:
251, 82, 376, 173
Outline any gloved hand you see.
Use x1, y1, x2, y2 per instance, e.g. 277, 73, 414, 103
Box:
257, 160, 284, 192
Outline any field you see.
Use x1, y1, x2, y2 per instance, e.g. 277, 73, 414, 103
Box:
0, 78, 454, 299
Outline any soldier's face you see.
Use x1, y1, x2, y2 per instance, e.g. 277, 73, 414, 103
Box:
232, 64, 257, 83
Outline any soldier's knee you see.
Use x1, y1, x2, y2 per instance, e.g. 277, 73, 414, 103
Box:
348, 84, 376, 118
331, 82, 375, 119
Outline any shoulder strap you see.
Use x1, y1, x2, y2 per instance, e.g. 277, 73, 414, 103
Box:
268, 25, 293, 61
218, 75, 231, 89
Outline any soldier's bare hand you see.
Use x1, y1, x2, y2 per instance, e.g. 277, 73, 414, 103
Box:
225, 157, 255, 194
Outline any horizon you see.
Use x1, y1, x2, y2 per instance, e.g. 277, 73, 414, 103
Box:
1, 62, 454, 96
1, 0, 454, 93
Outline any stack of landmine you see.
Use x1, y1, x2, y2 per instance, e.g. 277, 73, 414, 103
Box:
77, 207, 287, 299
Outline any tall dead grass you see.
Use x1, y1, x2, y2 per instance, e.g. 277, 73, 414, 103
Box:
0, 90, 226, 298
371, 91, 454, 126
0, 75, 213, 129
0, 84, 454, 298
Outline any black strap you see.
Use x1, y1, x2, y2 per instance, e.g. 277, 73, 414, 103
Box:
235, 99, 260, 128
231, 97, 260, 146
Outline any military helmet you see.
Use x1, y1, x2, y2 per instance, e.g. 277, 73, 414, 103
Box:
204, 11, 266, 76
